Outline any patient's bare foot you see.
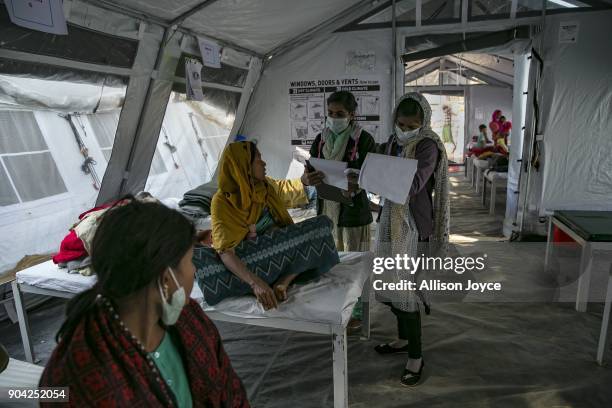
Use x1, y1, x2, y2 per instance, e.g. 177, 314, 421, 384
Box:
273, 284, 288, 301
273, 273, 299, 302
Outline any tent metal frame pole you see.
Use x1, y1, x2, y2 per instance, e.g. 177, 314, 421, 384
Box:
265, 0, 378, 58
116, 27, 175, 197
0, 49, 134, 78
510, 0, 518, 19
397, 16, 543, 37
171, 77, 243, 93
445, 55, 514, 85
76, 0, 262, 58
416, 0, 422, 27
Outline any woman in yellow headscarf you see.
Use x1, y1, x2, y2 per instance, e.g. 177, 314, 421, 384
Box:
193, 141, 340, 310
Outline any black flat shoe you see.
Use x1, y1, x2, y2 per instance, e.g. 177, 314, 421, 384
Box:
400, 360, 425, 387
374, 343, 410, 355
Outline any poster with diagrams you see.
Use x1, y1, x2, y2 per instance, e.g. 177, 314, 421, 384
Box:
288, 77, 382, 147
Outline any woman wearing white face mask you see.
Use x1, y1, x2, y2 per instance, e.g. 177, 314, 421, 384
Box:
41, 200, 249, 407
374, 93, 450, 387
303, 90, 376, 330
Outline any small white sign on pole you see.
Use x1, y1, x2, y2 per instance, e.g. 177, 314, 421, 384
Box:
198, 37, 222, 68
185, 59, 204, 101
4, 0, 68, 35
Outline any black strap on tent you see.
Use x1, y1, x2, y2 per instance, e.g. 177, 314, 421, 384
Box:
530, 47, 544, 171
401, 26, 531, 63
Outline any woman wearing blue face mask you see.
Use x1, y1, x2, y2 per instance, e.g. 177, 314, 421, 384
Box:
303, 90, 376, 330
40, 200, 249, 407
374, 93, 450, 387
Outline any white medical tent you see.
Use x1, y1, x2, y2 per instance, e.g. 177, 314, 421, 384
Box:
1, 0, 612, 280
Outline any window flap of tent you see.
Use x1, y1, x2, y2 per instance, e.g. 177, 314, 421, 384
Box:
0, 7, 138, 69
0, 59, 127, 113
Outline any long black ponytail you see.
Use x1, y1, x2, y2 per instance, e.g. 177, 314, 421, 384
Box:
56, 200, 194, 342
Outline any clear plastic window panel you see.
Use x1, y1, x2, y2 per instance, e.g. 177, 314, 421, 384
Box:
0, 111, 67, 205
0, 111, 48, 153
144, 91, 237, 200
0, 163, 19, 206
3, 152, 67, 202
407, 69, 441, 86
469, 0, 511, 19
88, 111, 119, 161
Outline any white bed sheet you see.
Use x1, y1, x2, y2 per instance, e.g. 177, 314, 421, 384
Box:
16, 253, 373, 327
16, 261, 96, 294
195, 252, 372, 326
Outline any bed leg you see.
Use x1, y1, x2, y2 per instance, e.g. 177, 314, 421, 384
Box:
332, 325, 348, 408
360, 278, 371, 340
597, 269, 612, 365
576, 243, 593, 313
11, 281, 34, 363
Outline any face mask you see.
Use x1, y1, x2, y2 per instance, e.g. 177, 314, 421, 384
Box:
158, 267, 186, 326
395, 125, 420, 143
326, 116, 350, 134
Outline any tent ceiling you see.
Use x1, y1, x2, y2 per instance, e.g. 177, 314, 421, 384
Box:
96, 0, 363, 55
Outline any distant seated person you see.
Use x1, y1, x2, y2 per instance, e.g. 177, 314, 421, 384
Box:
467, 124, 494, 157
193, 141, 340, 310
40, 201, 249, 407
497, 115, 511, 144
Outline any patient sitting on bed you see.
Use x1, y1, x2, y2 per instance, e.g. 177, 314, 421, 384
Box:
193, 141, 340, 310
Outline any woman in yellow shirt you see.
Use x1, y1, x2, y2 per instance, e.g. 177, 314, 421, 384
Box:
193, 141, 339, 309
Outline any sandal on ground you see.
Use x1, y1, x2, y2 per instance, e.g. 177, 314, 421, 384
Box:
374, 343, 410, 355
400, 360, 425, 387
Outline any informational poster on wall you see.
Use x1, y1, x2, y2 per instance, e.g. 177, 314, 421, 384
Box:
288, 77, 382, 147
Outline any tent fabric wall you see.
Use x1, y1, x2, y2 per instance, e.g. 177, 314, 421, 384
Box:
240, 29, 393, 179
535, 10, 612, 213
0, 108, 124, 273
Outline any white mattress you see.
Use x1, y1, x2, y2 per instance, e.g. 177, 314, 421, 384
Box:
16, 252, 372, 327
16, 261, 96, 294
197, 252, 372, 326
